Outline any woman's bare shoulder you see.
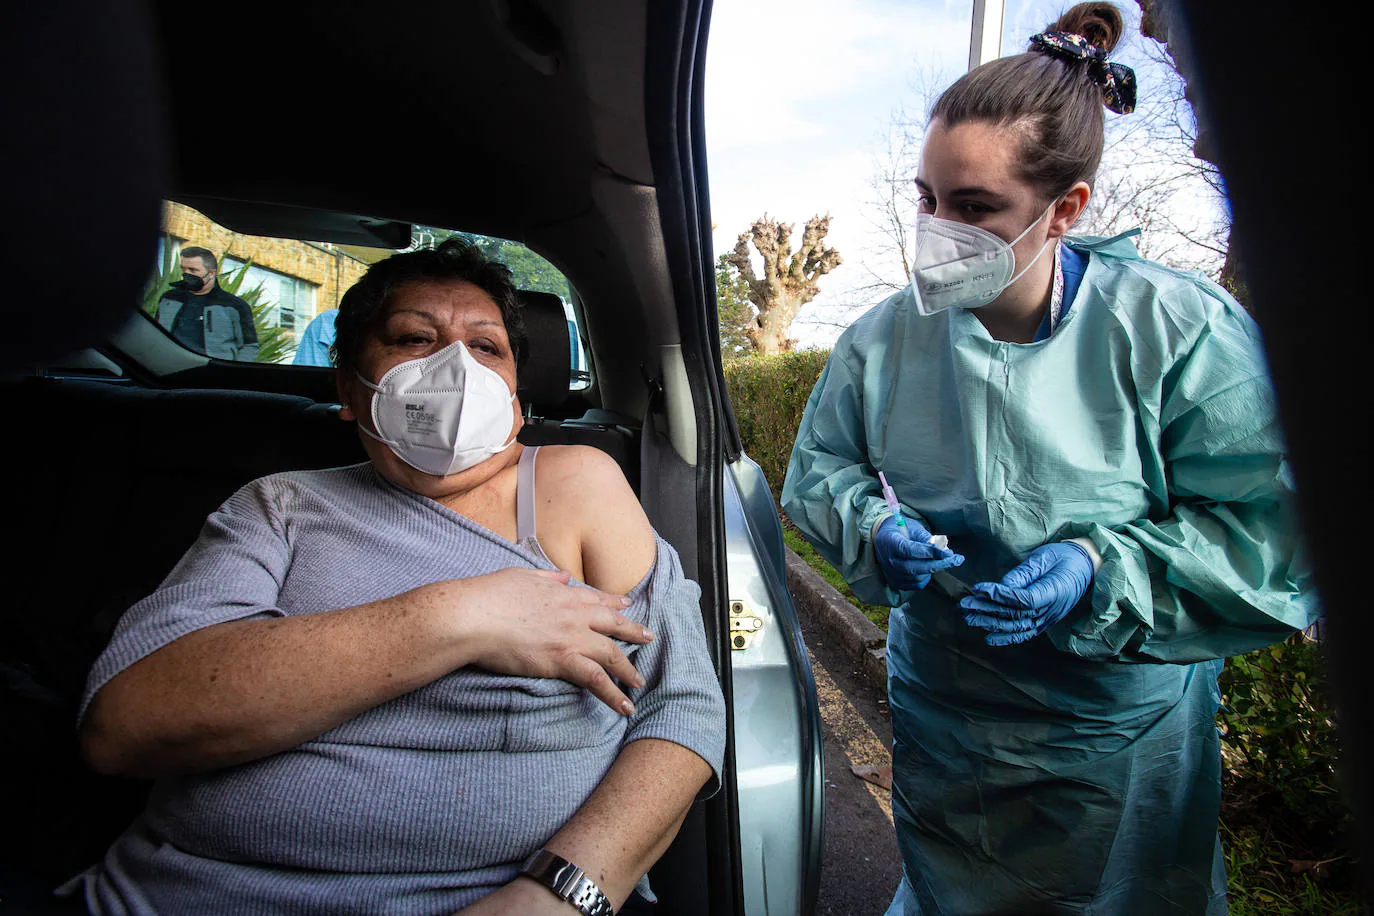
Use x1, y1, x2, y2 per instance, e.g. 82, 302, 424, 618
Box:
533, 443, 629, 484
533, 445, 656, 595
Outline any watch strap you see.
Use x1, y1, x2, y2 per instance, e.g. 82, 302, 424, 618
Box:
520, 849, 614, 916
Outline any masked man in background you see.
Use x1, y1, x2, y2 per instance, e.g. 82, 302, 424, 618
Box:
156, 245, 259, 361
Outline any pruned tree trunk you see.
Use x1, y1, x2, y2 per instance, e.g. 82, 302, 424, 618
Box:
722, 214, 842, 355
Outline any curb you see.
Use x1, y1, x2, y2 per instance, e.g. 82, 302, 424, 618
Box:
784, 546, 888, 694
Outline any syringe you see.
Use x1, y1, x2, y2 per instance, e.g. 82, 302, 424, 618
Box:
877, 471, 908, 532
876, 471, 973, 600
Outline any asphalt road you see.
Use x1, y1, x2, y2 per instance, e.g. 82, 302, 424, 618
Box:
801, 615, 904, 916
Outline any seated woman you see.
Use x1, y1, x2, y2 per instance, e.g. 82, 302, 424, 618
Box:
64, 238, 726, 915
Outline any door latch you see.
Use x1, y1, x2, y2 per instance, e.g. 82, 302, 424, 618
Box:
729, 599, 764, 650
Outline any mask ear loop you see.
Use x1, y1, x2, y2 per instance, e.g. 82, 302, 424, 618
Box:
352, 370, 432, 458
1003, 199, 1060, 287
356, 421, 402, 450
354, 373, 385, 395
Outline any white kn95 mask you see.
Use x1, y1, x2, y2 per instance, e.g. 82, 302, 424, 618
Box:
356, 340, 517, 477
910, 202, 1056, 315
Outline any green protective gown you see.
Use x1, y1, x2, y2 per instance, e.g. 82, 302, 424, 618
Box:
781, 233, 1317, 914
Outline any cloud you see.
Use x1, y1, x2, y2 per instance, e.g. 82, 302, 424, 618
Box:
705, 0, 969, 323
705, 0, 969, 150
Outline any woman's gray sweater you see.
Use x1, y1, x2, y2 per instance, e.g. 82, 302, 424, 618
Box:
65, 460, 726, 914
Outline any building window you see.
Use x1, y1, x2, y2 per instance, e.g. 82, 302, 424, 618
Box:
155, 235, 180, 273
220, 258, 317, 335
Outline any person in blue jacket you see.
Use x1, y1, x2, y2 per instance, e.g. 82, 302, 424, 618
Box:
293, 308, 338, 366
781, 3, 1317, 913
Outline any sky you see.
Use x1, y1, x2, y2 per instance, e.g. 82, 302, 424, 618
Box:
702, 0, 1221, 348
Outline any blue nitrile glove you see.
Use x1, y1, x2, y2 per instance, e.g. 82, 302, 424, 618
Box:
873, 516, 965, 591
959, 541, 1094, 646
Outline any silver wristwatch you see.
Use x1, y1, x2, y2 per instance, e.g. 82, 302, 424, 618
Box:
519, 849, 614, 916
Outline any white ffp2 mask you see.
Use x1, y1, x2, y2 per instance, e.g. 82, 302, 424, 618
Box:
356, 340, 517, 477
910, 202, 1056, 315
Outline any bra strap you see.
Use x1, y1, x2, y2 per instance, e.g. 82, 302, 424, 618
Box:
517, 445, 539, 542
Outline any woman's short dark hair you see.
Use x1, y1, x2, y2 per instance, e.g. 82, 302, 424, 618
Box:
930, 2, 1125, 202
332, 236, 527, 372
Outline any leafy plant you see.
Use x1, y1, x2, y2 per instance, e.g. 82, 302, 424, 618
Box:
1222, 273, 1253, 313
216, 260, 294, 364
716, 253, 756, 360
417, 228, 574, 302
1216, 634, 1363, 908
1219, 637, 1343, 812
140, 243, 179, 318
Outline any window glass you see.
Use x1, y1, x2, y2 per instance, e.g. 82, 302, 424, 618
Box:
141, 202, 586, 389
144, 201, 373, 364
410, 226, 591, 390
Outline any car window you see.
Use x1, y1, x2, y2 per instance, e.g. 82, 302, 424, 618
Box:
141, 202, 589, 388
409, 225, 592, 391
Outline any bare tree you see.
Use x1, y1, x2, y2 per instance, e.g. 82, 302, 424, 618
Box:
1072, 18, 1230, 275
1134, 0, 1246, 299
855, 108, 926, 298
851, 67, 949, 300
723, 214, 843, 356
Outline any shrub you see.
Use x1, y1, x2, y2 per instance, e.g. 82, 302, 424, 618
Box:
1219, 636, 1345, 821
724, 349, 830, 501
1217, 634, 1364, 907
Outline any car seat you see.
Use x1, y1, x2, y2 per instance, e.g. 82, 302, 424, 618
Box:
515, 290, 642, 489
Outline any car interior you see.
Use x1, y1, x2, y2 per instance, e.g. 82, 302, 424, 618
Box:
4, 1, 745, 913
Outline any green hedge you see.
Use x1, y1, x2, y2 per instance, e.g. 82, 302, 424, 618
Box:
1217, 635, 1362, 911
725, 349, 891, 630
723, 349, 830, 501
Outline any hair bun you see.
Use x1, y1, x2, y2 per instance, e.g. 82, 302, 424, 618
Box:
1046, 2, 1124, 54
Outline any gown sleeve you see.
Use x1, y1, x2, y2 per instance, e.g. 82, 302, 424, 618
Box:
781, 342, 923, 609
1056, 288, 1319, 663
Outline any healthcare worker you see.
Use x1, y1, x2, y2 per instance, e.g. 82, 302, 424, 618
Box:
781, 3, 1318, 913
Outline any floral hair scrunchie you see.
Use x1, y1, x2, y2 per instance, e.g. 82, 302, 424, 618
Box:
1029, 29, 1138, 114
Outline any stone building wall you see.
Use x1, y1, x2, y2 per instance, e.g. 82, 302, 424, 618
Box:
161, 201, 373, 318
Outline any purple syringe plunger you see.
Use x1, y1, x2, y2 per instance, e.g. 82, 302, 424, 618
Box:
877, 471, 905, 524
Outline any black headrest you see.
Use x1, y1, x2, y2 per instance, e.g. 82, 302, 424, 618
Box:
1, 1, 168, 370
515, 290, 571, 412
